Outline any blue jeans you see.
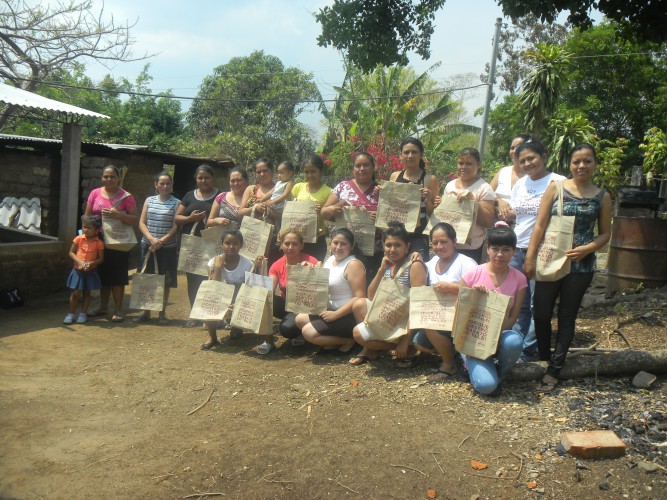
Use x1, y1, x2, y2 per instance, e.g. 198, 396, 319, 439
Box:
510, 250, 536, 358
460, 330, 523, 395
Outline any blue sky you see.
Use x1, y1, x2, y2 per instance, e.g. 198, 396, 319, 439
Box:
85, 0, 515, 136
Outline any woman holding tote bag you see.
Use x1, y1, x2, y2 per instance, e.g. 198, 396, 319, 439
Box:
85, 165, 138, 323
524, 144, 612, 393
175, 164, 220, 327
294, 228, 367, 355
412, 222, 477, 381
350, 222, 428, 367
458, 223, 527, 396
438, 147, 496, 263
286, 155, 332, 261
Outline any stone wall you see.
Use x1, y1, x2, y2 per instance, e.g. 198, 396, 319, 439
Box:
0, 150, 60, 236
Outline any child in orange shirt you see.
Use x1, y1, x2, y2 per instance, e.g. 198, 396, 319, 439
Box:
64, 215, 105, 324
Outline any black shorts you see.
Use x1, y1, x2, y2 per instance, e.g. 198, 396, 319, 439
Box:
309, 312, 357, 339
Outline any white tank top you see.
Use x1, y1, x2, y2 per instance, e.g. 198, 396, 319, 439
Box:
495, 165, 514, 201
325, 255, 361, 310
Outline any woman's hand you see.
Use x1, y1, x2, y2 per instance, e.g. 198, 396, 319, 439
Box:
420, 187, 434, 203
523, 258, 536, 280
410, 251, 423, 263
433, 281, 457, 295
433, 195, 442, 208
320, 310, 339, 323
566, 246, 591, 262
301, 261, 317, 269
496, 199, 515, 220
213, 254, 225, 271
102, 207, 120, 219
379, 256, 393, 273
472, 284, 489, 294
456, 190, 471, 202
394, 336, 411, 359
373, 184, 382, 197
314, 203, 322, 214
190, 210, 206, 222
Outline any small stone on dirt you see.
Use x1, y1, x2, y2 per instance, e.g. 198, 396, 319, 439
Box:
599, 481, 611, 490
632, 371, 657, 389
637, 461, 661, 474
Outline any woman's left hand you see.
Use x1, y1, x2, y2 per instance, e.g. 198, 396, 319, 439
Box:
523, 259, 536, 280
320, 310, 338, 323
314, 203, 322, 214
566, 246, 591, 262
472, 284, 489, 294
102, 207, 119, 219
456, 190, 471, 202
420, 187, 433, 203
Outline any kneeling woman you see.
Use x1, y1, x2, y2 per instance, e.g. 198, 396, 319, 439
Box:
261, 229, 319, 355
201, 228, 255, 350
295, 228, 367, 354
458, 222, 527, 395
350, 222, 428, 367
412, 222, 477, 380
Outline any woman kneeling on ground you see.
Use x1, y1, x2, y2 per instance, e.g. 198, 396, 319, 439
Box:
412, 222, 477, 381
200, 227, 256, 350
295, 228, 367, 355
458, 222, 527, 396
260, 229, 319, 355
350, 221, 428, 367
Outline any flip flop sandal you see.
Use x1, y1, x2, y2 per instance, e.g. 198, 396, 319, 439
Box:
111, 314, 125, 323
200, 341, 219, 351
428, 367, 458, 381
537, 379, 559, 394
256, 342, 274, 355
395, 356, 419, 369
349, 354, 371, 366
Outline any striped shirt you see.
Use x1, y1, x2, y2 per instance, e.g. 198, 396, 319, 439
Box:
142, 195, 180, 248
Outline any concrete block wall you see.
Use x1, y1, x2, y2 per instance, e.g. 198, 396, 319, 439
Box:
0, 150, 60, 236
0, 240, 69, 298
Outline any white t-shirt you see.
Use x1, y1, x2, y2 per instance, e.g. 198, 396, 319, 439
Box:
512, 172, 565, 248
426, 253, 478, 284
444, 178, 496, 249
206, 255, 254, 286
495, 166, 514, 203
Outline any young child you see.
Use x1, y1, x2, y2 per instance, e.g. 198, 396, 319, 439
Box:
258, 161, 295, 229
64, 215, 105, 324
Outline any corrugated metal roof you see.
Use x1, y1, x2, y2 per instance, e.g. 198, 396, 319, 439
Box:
0, 83, 109, 119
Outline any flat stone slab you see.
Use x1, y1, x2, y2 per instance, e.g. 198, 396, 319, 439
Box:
632, 371, 657, 389
560, 430, 627, 459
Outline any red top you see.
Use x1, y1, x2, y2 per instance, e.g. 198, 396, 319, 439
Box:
269, 253, 318, 298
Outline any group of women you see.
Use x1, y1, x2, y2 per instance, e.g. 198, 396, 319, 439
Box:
83, 135, 611, 395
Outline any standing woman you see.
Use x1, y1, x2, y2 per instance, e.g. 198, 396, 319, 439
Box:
239, 158, 275, 220
321, 151, 380, 279
294, 228, 367, 354
440, 148, 496, 263
175, 165, 220, 326
208, 167, 249, 229
386, 138, 439, 260
489, 134, 532, 225
85, 165, 139, 322
524, 144, 612, 393
510, 139, 565, 362
288, 155, 333, 261
135, 172, 180, 324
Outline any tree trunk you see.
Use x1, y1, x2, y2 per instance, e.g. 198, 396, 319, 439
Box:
507, 349, 667, 382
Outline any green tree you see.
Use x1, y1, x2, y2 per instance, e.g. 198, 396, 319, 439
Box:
315, 0, 666, 71
315, 0, 446, 73
547, 109, 595, 173
518, 43, 571, 137
187, 51, 319, 166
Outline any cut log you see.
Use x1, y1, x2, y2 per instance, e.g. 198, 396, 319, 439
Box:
507, 349, 667, 382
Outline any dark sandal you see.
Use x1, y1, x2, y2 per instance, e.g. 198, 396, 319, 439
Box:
537, 377, 559, 393
429, 367, 458, 381
396, 356, 419, 369
349, 354, 370, 366
200, 341, 219, 351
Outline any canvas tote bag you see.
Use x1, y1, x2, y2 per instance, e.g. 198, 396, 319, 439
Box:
200, 225, 225, 259
189, 279, 236, 321
335, 206, 376, 256
102, 192, 137, 252
239, 207, 274, 261
363, 261, 412, 342
129, 252, 165, 312
177, 222, 210, 276
535, 180, 575, 282
426, 195, 478, 245
452, 287, 511, 360
375, 182, 422, 232
229, 260, 273, 334
285, 264, 330, 315
409, 286, 457, 331
281, 200, 318, 243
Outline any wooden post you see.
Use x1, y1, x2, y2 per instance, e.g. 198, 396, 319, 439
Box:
58, 122, 82, 243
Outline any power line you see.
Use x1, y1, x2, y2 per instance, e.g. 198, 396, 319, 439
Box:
10, 77, 489, 103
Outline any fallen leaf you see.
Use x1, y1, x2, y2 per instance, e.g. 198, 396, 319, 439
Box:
527, 481, 537, 489
351, 380, 359, 388
470, 460, 488, 470
555, 417, 569, 423
426, 488, 437, 499
534, 454, 543, 461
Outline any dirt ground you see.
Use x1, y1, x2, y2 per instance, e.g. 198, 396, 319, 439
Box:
1, 273, 667, 499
